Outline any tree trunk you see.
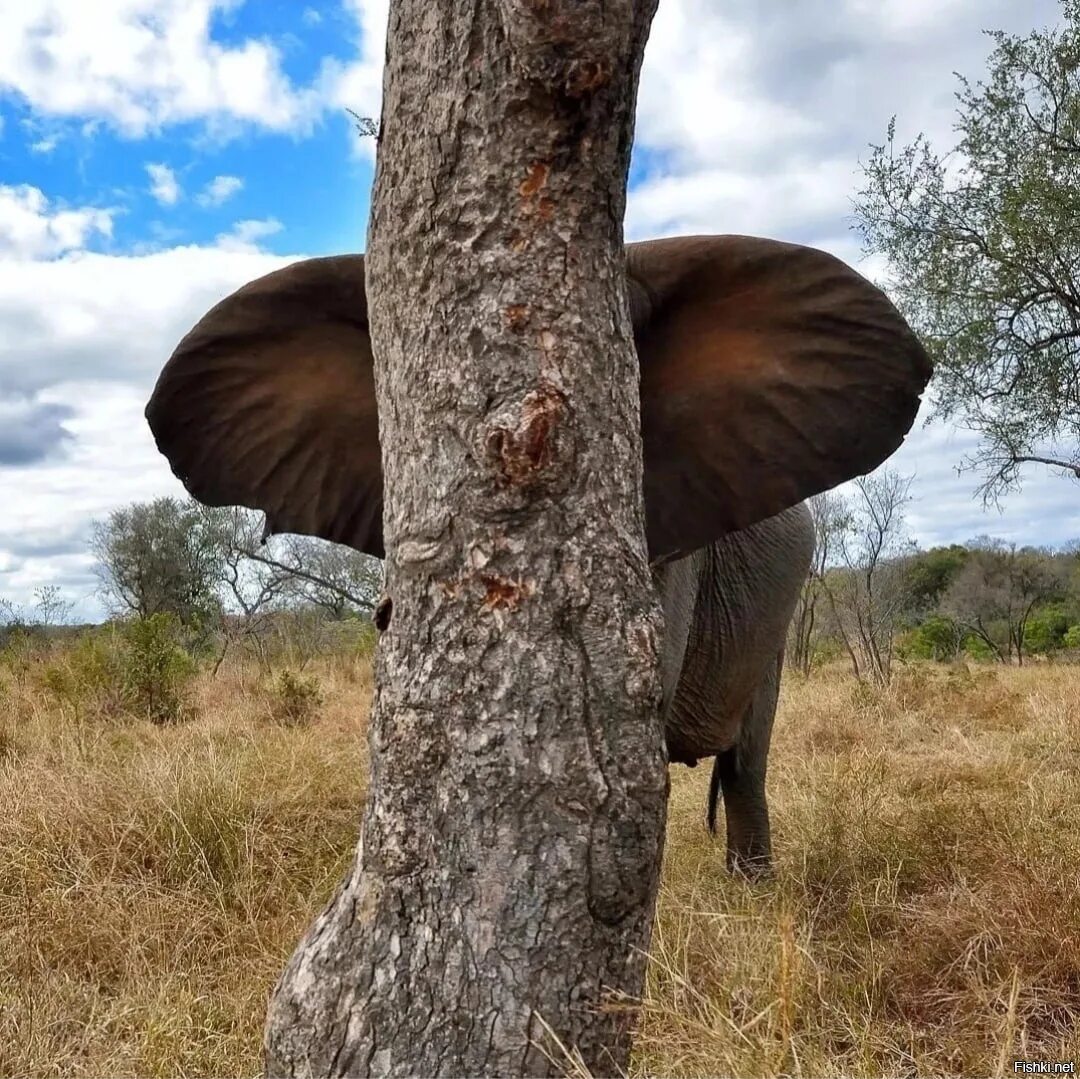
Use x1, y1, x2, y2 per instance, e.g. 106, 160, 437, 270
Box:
822, 582, 862, 679
788, 586, 817, 676
264, 2, 666, 1077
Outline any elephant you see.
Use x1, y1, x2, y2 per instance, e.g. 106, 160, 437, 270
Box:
144, 234, 931, 877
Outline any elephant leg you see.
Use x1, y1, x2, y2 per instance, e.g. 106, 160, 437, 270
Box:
708, 651, 782, 879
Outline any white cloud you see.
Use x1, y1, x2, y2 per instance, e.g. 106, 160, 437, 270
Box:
0, 242, 290, 396
0, 396, 74, 465
146, 162, 181, 206
628, 0, 1065, 248
196, 174, 244, 207
626, 158, 858, 245
0, 0, 321, 137
635, 6, 820, 173
0, 1, 388, 146
0, 239, 293, 618
0, 185, 113, 260
316, 0, 388, 156
215, 217, 283, 252
851, 0, 977, 38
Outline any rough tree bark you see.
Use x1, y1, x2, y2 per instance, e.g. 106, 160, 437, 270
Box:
264, 1, 666, 1076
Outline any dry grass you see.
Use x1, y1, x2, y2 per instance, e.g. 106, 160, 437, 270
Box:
0, 654, 371, 1078
637, 663, 1080, 1078
1, 651, 1078, 1077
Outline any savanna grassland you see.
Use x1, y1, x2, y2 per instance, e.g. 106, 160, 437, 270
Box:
1, 639, 1078, 1078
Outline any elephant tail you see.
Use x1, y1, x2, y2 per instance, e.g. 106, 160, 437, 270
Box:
706, 755, 723, 834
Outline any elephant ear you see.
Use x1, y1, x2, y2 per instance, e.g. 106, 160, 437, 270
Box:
628, 235, 932, 563
145, 255, 385, 557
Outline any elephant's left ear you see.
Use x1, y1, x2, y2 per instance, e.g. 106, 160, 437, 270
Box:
628, 235, 932, 562
145, 255, 385, 557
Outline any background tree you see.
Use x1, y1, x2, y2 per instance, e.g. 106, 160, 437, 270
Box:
212, 508, 382, 671
788, 491, 849, 675
0, 586, 73, 636
855, 1, 1080, 499
254, 534, 381, 618
211, 508, 294, 673
903, 544, 970, 615
822, 470, 915, 685
943, 538, 1065, 663
900, 612, 967, 662
264, 1, 667, 1074
91, 497, 226, 632
93, 499, 383, 667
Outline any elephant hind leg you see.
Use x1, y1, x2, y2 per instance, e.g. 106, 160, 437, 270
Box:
708, 652, 782, 879
711, 747, 771, 878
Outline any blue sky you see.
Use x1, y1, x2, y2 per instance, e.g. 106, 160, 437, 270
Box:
1, 4, 375, 258
0, 0, 1076, 620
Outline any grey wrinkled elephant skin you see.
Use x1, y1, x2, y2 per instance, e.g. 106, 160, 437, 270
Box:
144, 235, 931, 877
655, 503, 814, 875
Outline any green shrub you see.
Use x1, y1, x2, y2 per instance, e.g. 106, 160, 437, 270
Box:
899, 615, 963, 661
40, 616, 196, 725
119, 614, 196, 724
1025, 605, 1071, 654
962, 633, 998, 661
268, 669, 322, 726
0, 623, 48, 676
1064, 624, 1080, 650
40, 630, 126, 719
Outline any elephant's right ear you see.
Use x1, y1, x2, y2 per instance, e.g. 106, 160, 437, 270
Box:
629, 235, 932, 562
145, 255, 385, 557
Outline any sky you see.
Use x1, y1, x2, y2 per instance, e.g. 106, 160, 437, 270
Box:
0, 0, 1076, 622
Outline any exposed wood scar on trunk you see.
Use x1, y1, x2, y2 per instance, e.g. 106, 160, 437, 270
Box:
518, 162, 549, 198
438, 570, 536, 616
478, 573, 536, 612
486, 382, 566, 485
565, 59, 610, 97
504, 304, 531, 333
518, 161, 556, 227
